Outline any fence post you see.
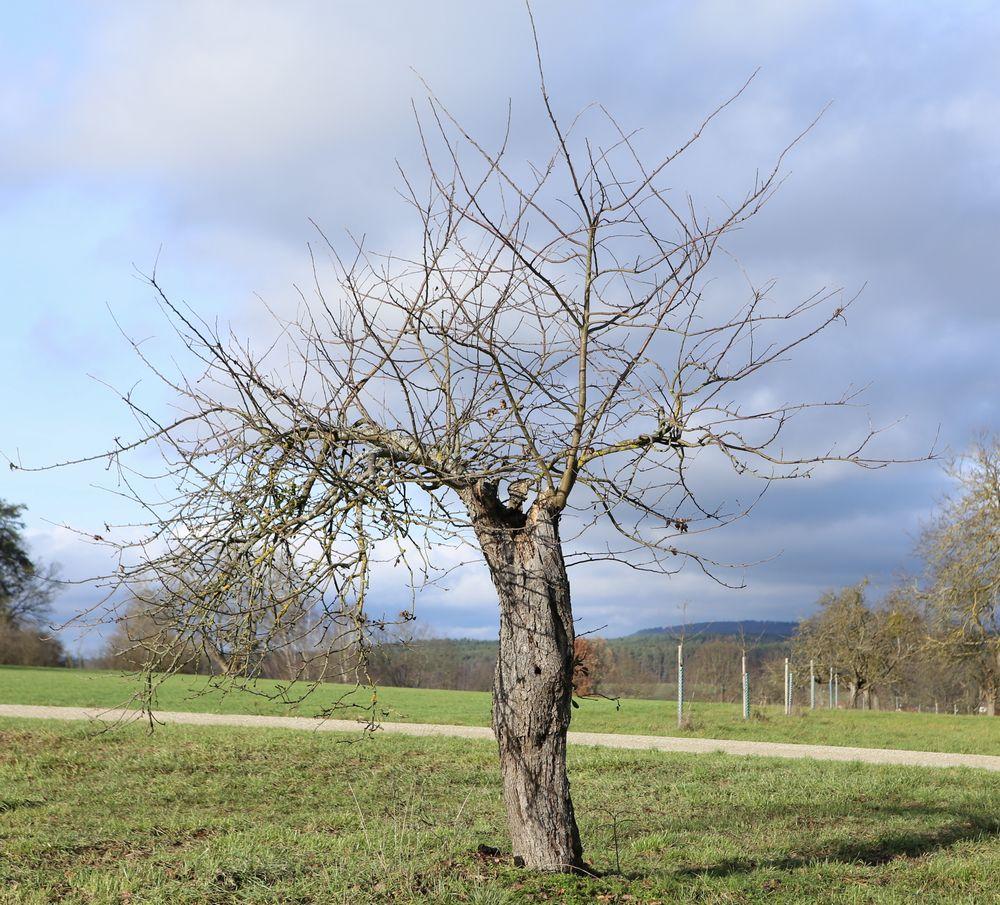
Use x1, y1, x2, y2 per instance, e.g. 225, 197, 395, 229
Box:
783, 658, 791, 715
828, 666, 834, 709
742, 653, 750, 720
677, 642, 684, 728
834, 673, 839, 708
809, 659, 816, 710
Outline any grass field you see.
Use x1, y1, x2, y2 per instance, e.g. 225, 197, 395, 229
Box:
2, 716, 999, 903
2, 665, 998, 755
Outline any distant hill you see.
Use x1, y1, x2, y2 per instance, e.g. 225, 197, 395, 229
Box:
630, 620, 798, 641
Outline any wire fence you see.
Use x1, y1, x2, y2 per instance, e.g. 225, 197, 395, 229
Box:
628, 645, 987, 720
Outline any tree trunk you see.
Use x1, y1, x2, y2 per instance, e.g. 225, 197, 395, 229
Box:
987, 654, 1000, 716
981, 681, 998, 716
465, 483, 584, 872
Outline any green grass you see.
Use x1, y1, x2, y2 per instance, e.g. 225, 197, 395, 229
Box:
2, 665, 998, 755
1, 716, 998, 903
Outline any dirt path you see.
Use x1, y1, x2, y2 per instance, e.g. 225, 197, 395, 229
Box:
3, 703, 998, 772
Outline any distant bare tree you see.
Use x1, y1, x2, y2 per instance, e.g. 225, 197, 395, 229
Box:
922, 437, 1000, 714
690, 638, 743, 703
22, 25, 915, 869
794, 582, 925, 709
100, 555, 359, 688
2, 561, 60, 630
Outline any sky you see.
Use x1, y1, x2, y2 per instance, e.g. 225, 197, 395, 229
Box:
1, 2, 997, 654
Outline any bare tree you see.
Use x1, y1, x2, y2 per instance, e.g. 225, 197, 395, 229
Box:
921, 437, 1000, 714
690, 638, 743, 703
99, 554, 364, 690
794, 582, 925, 709
2, 561, 60, 631
21, 33, 913, 869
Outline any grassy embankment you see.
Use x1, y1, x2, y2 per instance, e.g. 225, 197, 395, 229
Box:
1, 717, 999, 903
2, 665, 997, 755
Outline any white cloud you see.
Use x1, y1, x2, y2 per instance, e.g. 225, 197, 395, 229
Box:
3, 1, 997, 645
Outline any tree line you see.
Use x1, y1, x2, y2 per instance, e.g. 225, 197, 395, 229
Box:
795, 437, 999, 714
86, 436, 1000, 715
3, 435, 997, 720
0, 500, 65, 667
2, 437, 997, 717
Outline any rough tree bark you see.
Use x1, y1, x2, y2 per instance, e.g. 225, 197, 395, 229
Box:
465, 482, 583, 871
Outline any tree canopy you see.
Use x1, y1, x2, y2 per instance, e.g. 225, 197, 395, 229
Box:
0, 500, 34, 608
921, 437, 1000, 713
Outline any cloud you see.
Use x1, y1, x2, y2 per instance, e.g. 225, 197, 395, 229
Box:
2, 2, 997, 647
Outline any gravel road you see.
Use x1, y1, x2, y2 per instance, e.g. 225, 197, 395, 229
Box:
2, 703, 998, 772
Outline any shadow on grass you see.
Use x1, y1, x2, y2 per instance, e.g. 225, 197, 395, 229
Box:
677, 809, 1000, 878
0, 798, 44, 812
